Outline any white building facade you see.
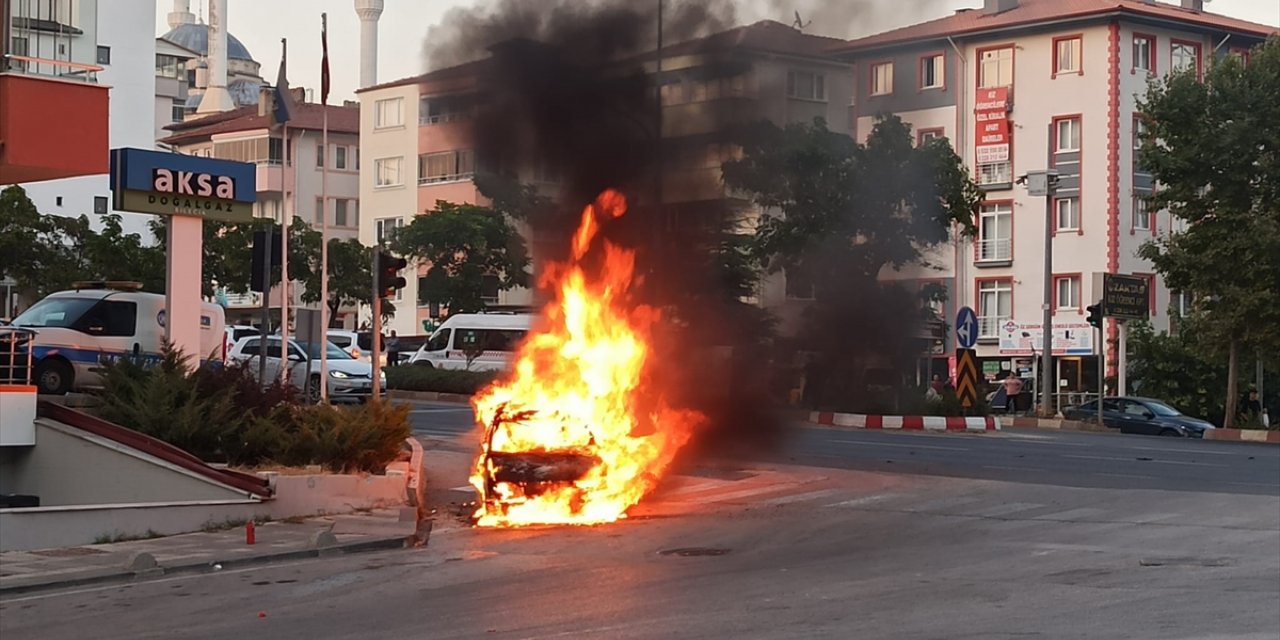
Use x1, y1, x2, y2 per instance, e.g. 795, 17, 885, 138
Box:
837, 0, 1274, 395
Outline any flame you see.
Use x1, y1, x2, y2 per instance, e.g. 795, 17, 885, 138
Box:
470, 189, 701, 527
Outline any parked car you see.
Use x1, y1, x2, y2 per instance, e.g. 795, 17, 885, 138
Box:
1062, 396, 1215, 438
227, 336, 383, 403
224, 325, 259, 356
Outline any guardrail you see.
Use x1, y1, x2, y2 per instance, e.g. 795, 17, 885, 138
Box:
2, 54, 102, 82
0, 326, 35, 385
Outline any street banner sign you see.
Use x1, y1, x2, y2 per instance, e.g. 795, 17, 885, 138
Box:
955, 348, 980, 408
1102, 273, 1150, 320
998, 321, 1095, 356
975, 87, 1011, 165
956, 306, 978, 349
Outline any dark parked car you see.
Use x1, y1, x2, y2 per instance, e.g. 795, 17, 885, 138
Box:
1063, 396, 1215, 438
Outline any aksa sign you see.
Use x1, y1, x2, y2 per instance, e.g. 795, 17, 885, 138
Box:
109, 148, 255, 222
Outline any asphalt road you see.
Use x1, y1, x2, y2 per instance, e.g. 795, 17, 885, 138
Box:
5, 401, 1275, 638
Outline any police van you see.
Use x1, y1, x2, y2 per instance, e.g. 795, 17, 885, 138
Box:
10, 282, 226, 394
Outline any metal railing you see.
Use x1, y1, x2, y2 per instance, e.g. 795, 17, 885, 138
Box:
976, 238, 1012, 262
2, 54, 102, 83
0, 326, 36, 385
977, 316, 1006, 339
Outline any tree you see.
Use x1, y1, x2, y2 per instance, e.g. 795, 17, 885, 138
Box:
722, 116, 982, 409
393, 201, 530, 314
1136, 37, 1280, 427
297, 236, 376, 326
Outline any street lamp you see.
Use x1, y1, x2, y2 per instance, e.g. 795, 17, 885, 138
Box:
1018, 164, 1059, 418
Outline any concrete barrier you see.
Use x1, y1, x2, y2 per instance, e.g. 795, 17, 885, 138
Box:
809, 412, 1000, 432
1204, 428, 1280, 444
386, 389, 472, 404
1004, 416, 1113, 433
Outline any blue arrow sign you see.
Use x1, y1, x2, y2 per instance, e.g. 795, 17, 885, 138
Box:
956, 306, 978, 349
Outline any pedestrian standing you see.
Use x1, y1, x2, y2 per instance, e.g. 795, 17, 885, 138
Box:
1002, 372, 1024, 414
386, 330, 401, 367
930, 374, 945, 395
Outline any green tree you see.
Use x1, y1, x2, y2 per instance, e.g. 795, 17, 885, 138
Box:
722, 116, 981, 409
393, 201, 530, 314
1136, 37, 1280, 427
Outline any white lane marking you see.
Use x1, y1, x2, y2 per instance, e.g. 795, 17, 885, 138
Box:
1095, 472, 1155, 479
906, 496, 983, 511
680, 484, 804, 504
450, 485, 475, 492
825, 494, 899, 508
1033, 507, 1106, 521
825, 439, 969, 452
660, 478, 732, 497
968, 502, 1044, 517
759, 488, 845, 506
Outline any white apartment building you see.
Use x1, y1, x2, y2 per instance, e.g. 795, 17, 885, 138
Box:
835, 0, 1274, 394
11, 0, 159, 238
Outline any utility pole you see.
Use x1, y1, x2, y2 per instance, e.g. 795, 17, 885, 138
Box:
1019, 155, 1059, 418
371, 249, 382, 401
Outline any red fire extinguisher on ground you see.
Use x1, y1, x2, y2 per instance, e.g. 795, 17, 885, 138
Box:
246, 520, 256, 545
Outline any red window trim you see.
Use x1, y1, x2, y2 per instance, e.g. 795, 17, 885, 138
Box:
1170, 38, 1203, 80
1051, 113, 1083, 154
1051, 34, 1085, 78
1052, 196, 1084, 237
1131, 32, 1158, 75
1130, 193, 1155, 236
974, 199, 1015, 264
975, 43, 1016, 91
869, 59, 894, 96
917, 50, 947, 92
974, 276, 1015, 326
1134, 272, 1157, 316
1051, 273, 1084, 315
1227, 46, 1251, 66
917, 127, 946, 146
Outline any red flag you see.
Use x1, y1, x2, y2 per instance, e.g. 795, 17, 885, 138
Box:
320, 13, 330, 104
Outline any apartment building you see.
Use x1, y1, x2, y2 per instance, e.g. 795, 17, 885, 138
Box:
357, 21, 853, 336
834, 0, 1275, 392
161, 94, 362, 325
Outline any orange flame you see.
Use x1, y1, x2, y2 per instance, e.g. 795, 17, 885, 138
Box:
470, 189, 701, 527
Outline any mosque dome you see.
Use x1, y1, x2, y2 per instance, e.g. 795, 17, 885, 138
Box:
160, 22, 255, 61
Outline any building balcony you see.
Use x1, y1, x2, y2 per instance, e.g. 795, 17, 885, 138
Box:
975, 238, 1012, 266
0, 57, 108, 184
256, 163, 284, 193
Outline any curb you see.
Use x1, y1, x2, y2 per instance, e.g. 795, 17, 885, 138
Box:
0, 535, 410, 597
1003, 416, 1114, 433
809, 411, 1000, 432
387, 389, 472, 405
1205, 428, 1280, 444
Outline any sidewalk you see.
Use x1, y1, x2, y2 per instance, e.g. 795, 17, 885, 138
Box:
0, 508, 420, 596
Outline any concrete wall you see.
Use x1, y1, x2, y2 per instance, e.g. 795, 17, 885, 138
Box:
0, 420, 254, 506
0, 499, 262, 551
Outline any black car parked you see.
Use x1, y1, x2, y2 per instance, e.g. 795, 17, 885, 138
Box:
1062, 396, 1216, 438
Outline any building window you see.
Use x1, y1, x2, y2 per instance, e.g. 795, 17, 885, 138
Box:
787, 70, 827, 101
375, 157, 402, 187
1133, 34, 1154, 73
977, 203, 1012, 263
96, 45, 111, 65
335, 199, 349, 227
212, 137, 282, 165
1054, 36, 1081, 75
1170, 291, 1192, 317
868, 63, 892, 96
1133, 116, 1148, 151
1055, 197, 1080, 232
1132, 196, 1151, 231
1055, 276, 1081, 311
316, 143, 325, 168
977, 279, 1012, 338
10, 37, 28, 71
1055, 117, 1081, 153
418, 150, 475, 184
375, 217, 403, 244
374, 97, 404, 128
171, 99, 185, 123
93, 196, 108, 214
1227, 47, 1251, 65
419, 95, 473, 124
977, 161, 1012, 187
920, 54, 943, 89
1171, 41, 1200, 76
156, 53, 185, 78
315, 197, 325, 224
979, 46, 1013, 88
918, 128, 945, 145
335, 146, 347, 170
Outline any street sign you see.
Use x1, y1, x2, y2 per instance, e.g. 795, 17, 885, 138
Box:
1102, 273, 1150, 320
955, 306, 978, 349
955, 348, 980, 408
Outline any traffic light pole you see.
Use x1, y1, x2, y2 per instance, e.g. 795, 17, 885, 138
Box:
371, 249, 382, 401
1097, 323, 1105, 425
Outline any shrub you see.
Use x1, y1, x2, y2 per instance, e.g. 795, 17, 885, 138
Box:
385, 365, 498, 395
93, 345, 411, 473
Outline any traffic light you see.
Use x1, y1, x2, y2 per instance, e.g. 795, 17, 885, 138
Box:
376, 249, 408, 299
1086, 303, 1104, 329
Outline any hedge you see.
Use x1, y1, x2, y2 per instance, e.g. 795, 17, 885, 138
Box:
384, 365, 499, 395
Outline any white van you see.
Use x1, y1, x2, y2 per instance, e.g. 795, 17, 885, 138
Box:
11, 286, 226, 394
409, 313, 533, 371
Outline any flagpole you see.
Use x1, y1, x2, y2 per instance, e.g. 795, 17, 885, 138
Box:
279, 37, 291, 387
318, 12, 330, 402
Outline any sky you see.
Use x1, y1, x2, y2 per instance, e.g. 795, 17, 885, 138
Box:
156, 0, 1279, 105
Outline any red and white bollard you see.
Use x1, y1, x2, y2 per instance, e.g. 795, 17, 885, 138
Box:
246, 520, 256, 545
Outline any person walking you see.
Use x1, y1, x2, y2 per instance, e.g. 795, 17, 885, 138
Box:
386, 330, 401, 367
